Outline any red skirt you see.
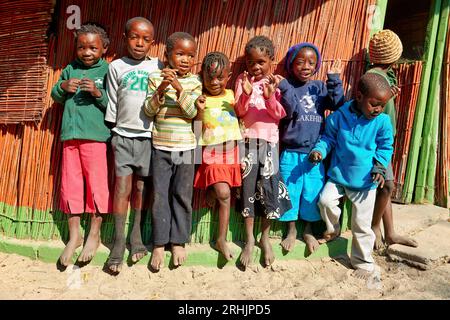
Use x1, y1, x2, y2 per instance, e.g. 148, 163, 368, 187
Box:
194, 144, 242, 189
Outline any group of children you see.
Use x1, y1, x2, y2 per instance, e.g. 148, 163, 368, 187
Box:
52, 17, 417, 279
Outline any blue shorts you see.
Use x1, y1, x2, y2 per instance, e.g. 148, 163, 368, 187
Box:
278, 150, 325, 222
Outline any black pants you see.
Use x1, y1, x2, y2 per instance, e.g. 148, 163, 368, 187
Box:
151, 148, 194, 245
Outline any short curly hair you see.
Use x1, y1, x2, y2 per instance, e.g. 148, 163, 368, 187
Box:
245, 35, 274, 59
358, 72, 392, 97
166, 32, 196, 54
75, 23, 110, 48
124, 17, 153, 36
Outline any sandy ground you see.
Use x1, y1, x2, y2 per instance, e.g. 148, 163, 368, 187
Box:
0, 251, 448, 300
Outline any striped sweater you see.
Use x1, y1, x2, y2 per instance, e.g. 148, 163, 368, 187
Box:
144, 71, 202, 151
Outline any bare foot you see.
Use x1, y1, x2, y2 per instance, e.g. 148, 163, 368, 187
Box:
372, 225, 385, 250
171, 243, 187, 267
107, 261, 122, 274
260, 237, 275, 267
386, 233, 418, 248
106, 240, 126, 273
132, 251, 148, 263
59, 236, 82, 266
129, 211, 148, 263
214, 239, 233, 261
239, 238, 255, 267
78, 232, 100, 263
352, 268, 374, 280
303, 224, 320, 254
280, 223, 297, 252
320, 229, 340, 243
150, 245, 165, 271
131, 244, 148, 263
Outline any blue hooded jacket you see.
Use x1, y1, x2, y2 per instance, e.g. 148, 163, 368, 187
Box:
279, 43, 345, 153
312, 100, 394, 191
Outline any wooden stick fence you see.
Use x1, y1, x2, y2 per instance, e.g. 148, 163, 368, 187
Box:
0, 0, 53, 123
391, 61, 424, 202
436, 17, 450, 208
1, 0, 388, 243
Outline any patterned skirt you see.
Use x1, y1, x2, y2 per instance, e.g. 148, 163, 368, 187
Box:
237, 138, 292, 219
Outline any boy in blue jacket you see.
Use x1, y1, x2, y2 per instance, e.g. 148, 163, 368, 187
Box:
309, 72, 394, 279
276, 43, 344, 254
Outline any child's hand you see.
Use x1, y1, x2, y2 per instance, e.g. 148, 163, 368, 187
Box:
242, 71, 253, 96
79, 78, 102, 98
158, 68, 177, 94
391, 85, 401, 98
263, 74, 279, 99
170, 76, 183, 96
274, 74, 285, 83
161, 68, 183, 96
61, 78, 81, 93
308, 151, 322, 164
328, 59, 342, 75
372, 173, 385, 189
161, 68, 177, 83
195, 95, 206, 112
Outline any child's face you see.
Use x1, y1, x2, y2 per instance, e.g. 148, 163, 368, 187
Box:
166, 39, 196, 76
125, 21, 154, 60
292, 48, 317, 82
202, 64, 231, 96
356, 88, 392, 120
245, 48, 272, 81
76, 33, 106, 67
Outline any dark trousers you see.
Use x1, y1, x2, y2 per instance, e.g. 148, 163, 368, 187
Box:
151, 148, 194, 245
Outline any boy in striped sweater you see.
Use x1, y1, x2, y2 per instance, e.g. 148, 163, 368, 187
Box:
144, 32, 202, 271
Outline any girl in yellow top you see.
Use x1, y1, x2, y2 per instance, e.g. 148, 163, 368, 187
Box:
194, 52, 242, 260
